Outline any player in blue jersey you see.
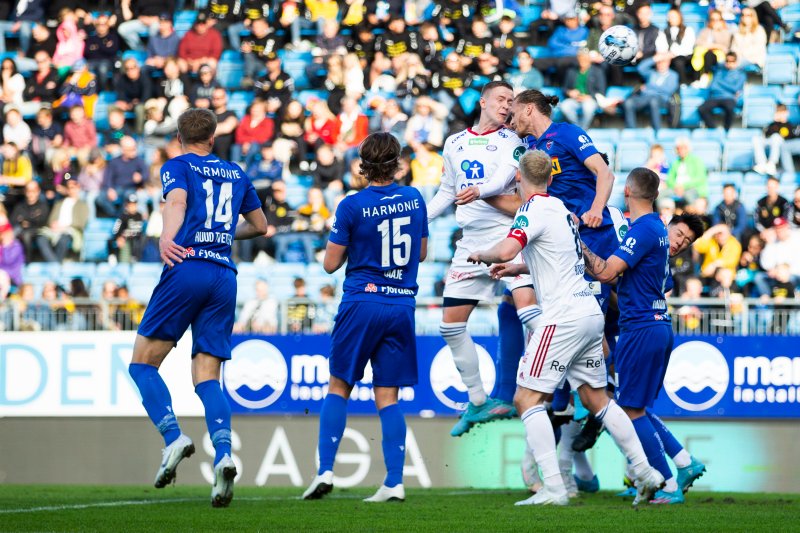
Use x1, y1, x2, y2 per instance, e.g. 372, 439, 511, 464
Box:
302, 133, 428, 503
128, 108, 267, 508
580, 168, 706, 505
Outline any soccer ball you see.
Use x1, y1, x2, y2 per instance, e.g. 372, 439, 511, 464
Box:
598, 25, 639, 66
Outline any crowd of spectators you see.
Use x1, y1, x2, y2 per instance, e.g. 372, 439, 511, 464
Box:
0, 0, 799, 333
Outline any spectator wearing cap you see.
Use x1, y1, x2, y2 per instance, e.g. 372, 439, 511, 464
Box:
55, 59, 98, 119
36, 177, 88, 263
233, 99, 275, 167
63, 105, 98, 165
240, 17, 284, 83
107, 194, 145, 264
211, 88, 239, 160
178, 12, 223, 74
0, 219, 24, 287
24, 51, 60, 110
755, 176, 790, 232
98, 136, 147, 218
117, 0, 170, 51
9, 181, 49, 259
698, 51, 746, 131
761, 217, 800, 286
2, 106, 32, 152
189, 64, 221, 108
255, 53, 295, 114
561, 48, 606, 131
713, 183, 747, 240
52, 10, 85, 70
623, 52, 679, 132
0, 142, 34, 212
115, 57, 151, 133
145, 13, 181, 72
84, 14, 120, 92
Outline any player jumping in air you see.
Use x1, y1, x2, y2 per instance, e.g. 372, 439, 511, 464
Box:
468, 151, 665, 506
580, 168, 705, 505
129, 108, 268, 507
427, 80, 541, 437
302, 133, 428, 503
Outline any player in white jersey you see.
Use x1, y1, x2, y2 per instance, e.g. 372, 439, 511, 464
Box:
468, 150, 664, 506
426, 80, 541, 437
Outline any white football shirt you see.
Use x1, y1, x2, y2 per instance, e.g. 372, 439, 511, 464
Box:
429, 126, 526, 233
507, 193, 603, 325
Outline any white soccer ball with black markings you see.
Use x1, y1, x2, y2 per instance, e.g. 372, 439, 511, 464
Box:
598, 25, 639, 66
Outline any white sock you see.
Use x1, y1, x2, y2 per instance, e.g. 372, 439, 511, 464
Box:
672, 449, 692, 469
516, 305, 543, 333
595, 399, 650, 478
522, 405, 566, 493
574, 452, 595, 482
664, 476, 679, 492
558, 420, 580, 475
440, 322, 486, 406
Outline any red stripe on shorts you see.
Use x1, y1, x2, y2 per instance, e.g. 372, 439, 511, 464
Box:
530, 325, 555, 376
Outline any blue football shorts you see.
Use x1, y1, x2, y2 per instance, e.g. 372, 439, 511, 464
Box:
581, 224, 619, 313
329, 301, 418, 387
138, 259, 237, 360
614, 323, 674, 409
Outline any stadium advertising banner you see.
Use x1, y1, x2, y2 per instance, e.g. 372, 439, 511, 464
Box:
1, 332, 799, 419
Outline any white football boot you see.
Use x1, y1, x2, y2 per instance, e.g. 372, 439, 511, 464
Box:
302, 470, 334, 500
211, 454, 237, 508
154, 434, 195, 488
363, 484, 405, 503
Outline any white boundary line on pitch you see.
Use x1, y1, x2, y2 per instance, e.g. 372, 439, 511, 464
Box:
0, 490, 511, 514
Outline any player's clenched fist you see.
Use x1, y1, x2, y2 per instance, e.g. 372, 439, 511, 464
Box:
455, 186, 481, 205
581, 206, 603, 228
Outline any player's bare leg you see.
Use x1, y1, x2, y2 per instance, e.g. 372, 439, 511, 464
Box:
442, 302, 513, 437
129, 335, 196, 489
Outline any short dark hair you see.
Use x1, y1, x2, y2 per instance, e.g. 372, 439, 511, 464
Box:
481, 80, 513, 97
626, 167, 660, 202
177, 108, 217, 145
722, 182, 737, 190
358, 132, 401, 183
670, 213, 705, 241
515, 89, 560, 118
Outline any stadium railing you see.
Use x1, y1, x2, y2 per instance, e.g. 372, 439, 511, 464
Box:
3, 297, 798, 336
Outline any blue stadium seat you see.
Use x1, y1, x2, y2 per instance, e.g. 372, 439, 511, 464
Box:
282, 59, 310, 91
431, 231, 455, 262
24, 263, 61, 279
746, 85, 782, 100
526, 46, 549, 59
781, 84, 800, 103
727, 128, 761, 140
743, 97, 777, 128
691, 127, 726, 143
656, 128, 691, 143
216, 55, 245, 90
679, 96, 705, 127
743, 171, 767, 184
617, 139, 650, 172
278, 49, 313, 63
96, 262, 132, 282
521, 5, 543, 27
129, 277, 159, 303
741, 183, 766, 210
122, 50, 147, 65
93, 91, 117, 131
587, 128, 619, 145
459, 88, 482, 115
285, 184, 309, 207
621, 128, 655, 144
594, 141, 615, 169
61, 262, 97, 281
708, 171, 744, 189
174, 11, 197, 37
418, 262, 446, 279
541, 86, 564, 102
694, 140, 723, 172
724, 141, 756, 171
131, 263, 164, 279
764, 54, 797, 85
297, 89, 327, 107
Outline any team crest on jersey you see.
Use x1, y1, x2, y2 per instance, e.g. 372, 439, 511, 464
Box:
184, 247, 195, 257
365, 283, 378, 293
551, 157, 562, 175
511, 215, 529, 229
486, 145, 497, 151
546, 140, 553, 150
461, 160, 485, 180
512, 146, 525, 162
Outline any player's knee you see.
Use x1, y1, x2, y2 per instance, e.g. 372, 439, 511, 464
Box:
516, 304, 542, 332
128, 362, 153, 381
439, 321, 467, 342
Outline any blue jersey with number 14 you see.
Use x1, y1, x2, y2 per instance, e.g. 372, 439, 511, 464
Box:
161, 153, 261, 271
329, 183, 428, 307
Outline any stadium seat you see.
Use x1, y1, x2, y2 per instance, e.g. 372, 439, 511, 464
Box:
131, 263, 164, 279
594, 141, 615, 169
708, 171, 744, 189
526, 46, 549, 59
764, 54, 797, 85
781, 84, 800, 103
587, 128, 620, 145
723, 141, 756, 171
727, 128, 762, 140
693, 140, 723, 172
96, 262, 132, 282
129, 277, 159, 303
679, 96, 705, 128
520, 5, 543, 27
174, 11, 197, 37
741, 183, 766, 210
621, 128, 655, 144
744, 171, 767, 184
24, 262, 61, 279
282, 60, 311, 91
743, 97, 777, 128
691, 127, 726, 143
617, 139, 650, 172
122, 50, 147, 65
61, 262, 97, 281
297, 89, 327, 107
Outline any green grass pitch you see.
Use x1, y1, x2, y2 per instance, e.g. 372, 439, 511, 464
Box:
0, 486, 797, 532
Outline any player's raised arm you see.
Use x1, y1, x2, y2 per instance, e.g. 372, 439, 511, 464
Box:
582, 152, 615, 228
468, 236, 523, 265
580, 239, 627, 283
160, 188, 187, 267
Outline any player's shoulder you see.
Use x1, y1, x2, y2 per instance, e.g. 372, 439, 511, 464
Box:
445, 128, 470, 149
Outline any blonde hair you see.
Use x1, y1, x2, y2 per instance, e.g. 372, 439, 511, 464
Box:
519, 150, 552, 187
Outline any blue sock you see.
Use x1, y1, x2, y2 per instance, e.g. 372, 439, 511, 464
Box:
318, 393, 348, 475
632, 415, 673, 481
128, 363, 181, 446
551, 384, 571, 412
379, 404, 407, 488
647, 410, 683, 458
493, 300, 524, 403
195, 380, 232, 465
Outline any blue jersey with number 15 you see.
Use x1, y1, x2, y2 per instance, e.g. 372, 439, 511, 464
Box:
329, 183, 428, 307
161, 153, 261, 271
